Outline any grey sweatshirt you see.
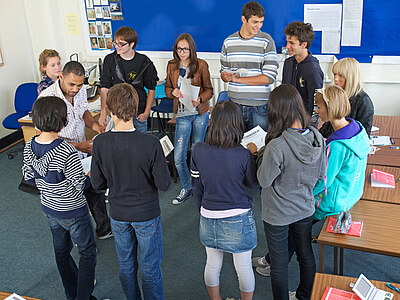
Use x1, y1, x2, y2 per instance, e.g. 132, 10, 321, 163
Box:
257, 126, 326, 226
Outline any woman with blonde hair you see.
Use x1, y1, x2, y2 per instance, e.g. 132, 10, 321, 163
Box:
319, 57, 374, 137
314, 85, 370, 220
37, 49, 61, 95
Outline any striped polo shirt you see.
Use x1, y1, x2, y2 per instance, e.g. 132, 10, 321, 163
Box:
220, 31, 279, 106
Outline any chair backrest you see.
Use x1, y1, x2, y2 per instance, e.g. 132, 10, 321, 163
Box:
217, 91, 229, 103
15, 82, 38, 113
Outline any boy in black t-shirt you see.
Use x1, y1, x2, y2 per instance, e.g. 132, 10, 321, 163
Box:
100, 26, 159, 133
91, 83, 170, 299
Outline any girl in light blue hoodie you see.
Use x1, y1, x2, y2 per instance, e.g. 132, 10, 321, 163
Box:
314, 85, 370, 220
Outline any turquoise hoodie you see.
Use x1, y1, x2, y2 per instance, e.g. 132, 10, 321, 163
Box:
313, 120, 370, 220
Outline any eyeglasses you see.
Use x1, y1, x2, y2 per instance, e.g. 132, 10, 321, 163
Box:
177, 47, 190, 53
113, 41, 128, 48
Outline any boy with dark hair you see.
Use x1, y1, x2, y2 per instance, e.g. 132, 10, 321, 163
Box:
221, 1, 279, 132
99, 26, 159, 133
91, 83, 171, 299
282, 21, 324, 120
22, 96, 97, 300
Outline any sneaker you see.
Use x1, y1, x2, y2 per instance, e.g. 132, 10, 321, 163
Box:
172, 189, 192, 205
97, 231, 113, 240
252, 256, 268, 268
256, 264, 271, 277
289, 291, 298, 300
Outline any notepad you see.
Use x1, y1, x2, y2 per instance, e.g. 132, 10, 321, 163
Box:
321, 286, 361, 299
370, 136, 391, 146
371, 168, 395, 188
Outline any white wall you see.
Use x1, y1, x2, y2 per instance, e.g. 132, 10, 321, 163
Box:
0, 0, 399, 139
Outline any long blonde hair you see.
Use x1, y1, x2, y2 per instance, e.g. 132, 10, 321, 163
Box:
332, 57, 363, 98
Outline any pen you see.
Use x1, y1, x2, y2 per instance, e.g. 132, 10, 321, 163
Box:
390, 137, 395, 144
390, 146, 399, 149
396, 177, 400, 183
386, 282, 400, 293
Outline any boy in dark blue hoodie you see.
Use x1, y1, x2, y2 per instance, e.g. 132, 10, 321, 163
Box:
282, 21, 324, 120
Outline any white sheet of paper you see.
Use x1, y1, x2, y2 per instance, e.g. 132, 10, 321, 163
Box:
371, 125, 379, 132
159, 135, 174, 157
322, 31, 341, 54
371, 174, 395, 189
304, 4, 342, 31
81, 156, 92, 175
180, 79, 200, 112
4, 293, 27, 300
370, 136, 391, 146
341, 0, 363, 46
240, 125, 267, 150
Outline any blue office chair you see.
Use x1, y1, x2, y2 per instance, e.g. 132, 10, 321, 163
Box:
216, 91, 229, 103
2, 82, 38, 159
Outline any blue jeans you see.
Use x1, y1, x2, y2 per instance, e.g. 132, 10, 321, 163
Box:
235, 102, 268, 132
264, 215, 315, 300
111, 215, 164, 300
134, 117, 148, 134
174, 112, 209, 190
44, 213, 97, 300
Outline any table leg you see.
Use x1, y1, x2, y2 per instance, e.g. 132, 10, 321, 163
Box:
333, 247, 338, 274
339, 248, 344, 275
319, 244, 324, 273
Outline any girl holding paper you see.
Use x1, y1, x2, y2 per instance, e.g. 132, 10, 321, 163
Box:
313, 85, 370, 220
165, 33, 213, 205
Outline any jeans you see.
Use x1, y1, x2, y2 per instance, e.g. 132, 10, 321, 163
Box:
111, 215, 164, 300
44, 213, 97, 300
134, 117, 148, 134
264, 215, 315, 300
84, 184, 110, 237
174, 113, 209, 190
235, 102, 268, 132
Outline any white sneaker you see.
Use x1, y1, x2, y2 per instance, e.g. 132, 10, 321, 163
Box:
289, 291, 298, 300
255, 264, 271, 277
252, 256, 268, 268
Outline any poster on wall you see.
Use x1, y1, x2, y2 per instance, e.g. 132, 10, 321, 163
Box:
84, 0, 123, 51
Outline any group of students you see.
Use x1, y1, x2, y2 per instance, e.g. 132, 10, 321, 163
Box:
23, 1, 374, 300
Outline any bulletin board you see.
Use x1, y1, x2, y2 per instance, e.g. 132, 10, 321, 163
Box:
84, 0, 400, 63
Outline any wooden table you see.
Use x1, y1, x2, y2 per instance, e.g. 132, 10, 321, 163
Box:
362, 165, 400, 204
311, 273, 398, 300
18, 111, 100, 144
372, 115, 400, 138
368, 138, 400, 167
317, 200, 400, 275
0, 292, 42, 300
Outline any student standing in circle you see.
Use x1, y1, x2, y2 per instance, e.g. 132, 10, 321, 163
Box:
191, 100, 258, 300
257, 84, 326, 300
319, 58, 374, 138
165, 33, 213, 205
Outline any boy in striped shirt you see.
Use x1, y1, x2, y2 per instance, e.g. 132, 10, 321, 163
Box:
22, 96, 97, 300
221, 1, 279, 132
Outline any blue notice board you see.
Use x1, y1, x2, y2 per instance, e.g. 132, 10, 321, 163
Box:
108, 0, 400, 63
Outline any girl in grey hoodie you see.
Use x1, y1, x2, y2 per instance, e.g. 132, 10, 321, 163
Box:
257, 85, 326, 300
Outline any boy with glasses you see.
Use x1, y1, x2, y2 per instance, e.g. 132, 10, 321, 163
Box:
99, 26, 159, 133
